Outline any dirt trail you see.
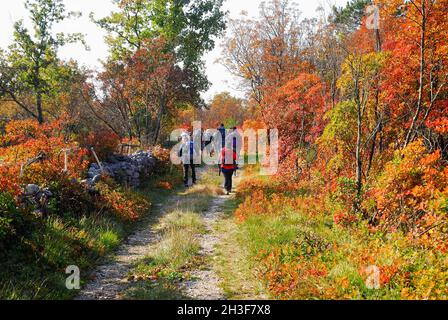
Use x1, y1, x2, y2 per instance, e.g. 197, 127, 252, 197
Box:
180, 194, 228, 300
77, 168, 238, 300
77, 198, 179, 300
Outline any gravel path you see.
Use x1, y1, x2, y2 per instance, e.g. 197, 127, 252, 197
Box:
76, 200, 175, 300
77, 168, 234, 300
180, 195, 228, 300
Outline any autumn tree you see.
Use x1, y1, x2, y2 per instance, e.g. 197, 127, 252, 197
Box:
265, 74, 325, 160
93, 0, 227, 93
202, 92, 247, 128
319, 52, 386, 212
303, 9, 346, 110
0, 0, 85, 124
378, 0, 448, 150
221, 0, 307, 107
83, 38, 197, 144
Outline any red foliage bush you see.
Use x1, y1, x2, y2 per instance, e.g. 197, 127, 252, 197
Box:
0, 119, 148, 223
96, 179, 149, 221
77, 128, 120, 161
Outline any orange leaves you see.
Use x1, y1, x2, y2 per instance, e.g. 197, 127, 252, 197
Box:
96, 181, 149, 221
263, 73, 326, 162
0, 119, 90, 186
333, 211, 358, 226
237, 169, 447, 299
371, 139, 447, 232
428, 114, 448, 134
259, 249, 300, 298
258, 245, 329, 299
156, 181, 173, 190
235, 180, 320, 222
235, 190, 268, 222
241, 119, 266, 131
77, 129, 120, 160
202, 92, 247, 128
0, 118, 145, 223
0, 165, 20, 196
151, 146, 171, 164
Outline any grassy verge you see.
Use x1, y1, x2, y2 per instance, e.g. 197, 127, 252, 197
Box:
0, 167, 182, 300
229, 171, 448, 300
213, 197, 267, 299
124, 168, 224, 300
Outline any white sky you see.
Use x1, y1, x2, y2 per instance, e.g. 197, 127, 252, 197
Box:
0, 0, 348, 101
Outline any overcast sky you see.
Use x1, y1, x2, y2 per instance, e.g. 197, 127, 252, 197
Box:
0, 0, 348, 101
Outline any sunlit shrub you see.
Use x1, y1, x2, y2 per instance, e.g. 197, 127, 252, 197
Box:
370, 140, 448, 234
151, 146, 172, 175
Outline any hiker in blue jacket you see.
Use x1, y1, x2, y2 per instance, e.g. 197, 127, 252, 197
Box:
178, 133, 197, 187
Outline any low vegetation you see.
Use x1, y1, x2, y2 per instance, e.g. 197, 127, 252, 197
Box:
229, 167, 447, 300
0, 118, 181, 299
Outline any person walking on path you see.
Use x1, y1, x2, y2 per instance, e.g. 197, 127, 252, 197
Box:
219, 147, 237, 195
231, 127, 242, 177
230, 126, 242, 158
217, 123, 226, 150
179, 133, 197, 187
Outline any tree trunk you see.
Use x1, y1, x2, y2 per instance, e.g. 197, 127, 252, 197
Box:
367, 28, 383, 175
355, 98, 363, 212
404, 3, 426, 147
354, 75, 363, 213
34, 63, 44, 124
36, 91, 43, 124
153, 97, 166, 145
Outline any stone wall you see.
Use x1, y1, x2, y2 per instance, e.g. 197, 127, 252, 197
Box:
19, 151, 157, 217
86, 150, 157, 188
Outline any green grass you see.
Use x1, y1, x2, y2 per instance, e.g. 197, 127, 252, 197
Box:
0, 213, 129, 299
229, 175, 448, 300
208, 166, 269, 300
125, 210, 205, 300
214, 212, 268, 299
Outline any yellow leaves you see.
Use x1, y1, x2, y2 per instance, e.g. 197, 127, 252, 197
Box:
337, 52, 388, 94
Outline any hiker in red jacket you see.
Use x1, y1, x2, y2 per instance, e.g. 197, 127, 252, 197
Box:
219, 147, 237, 195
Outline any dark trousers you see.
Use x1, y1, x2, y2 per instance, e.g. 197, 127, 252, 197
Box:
183, 164, 196, 186
222, 169, 234, 192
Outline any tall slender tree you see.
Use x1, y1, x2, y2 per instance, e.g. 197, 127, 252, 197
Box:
0, 0, 85, 124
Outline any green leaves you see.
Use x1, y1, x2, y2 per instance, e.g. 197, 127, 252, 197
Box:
0, 0, 86, 123
93, 0, 226, 93
0, 192, 22, 243
332, 0, 372, 31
